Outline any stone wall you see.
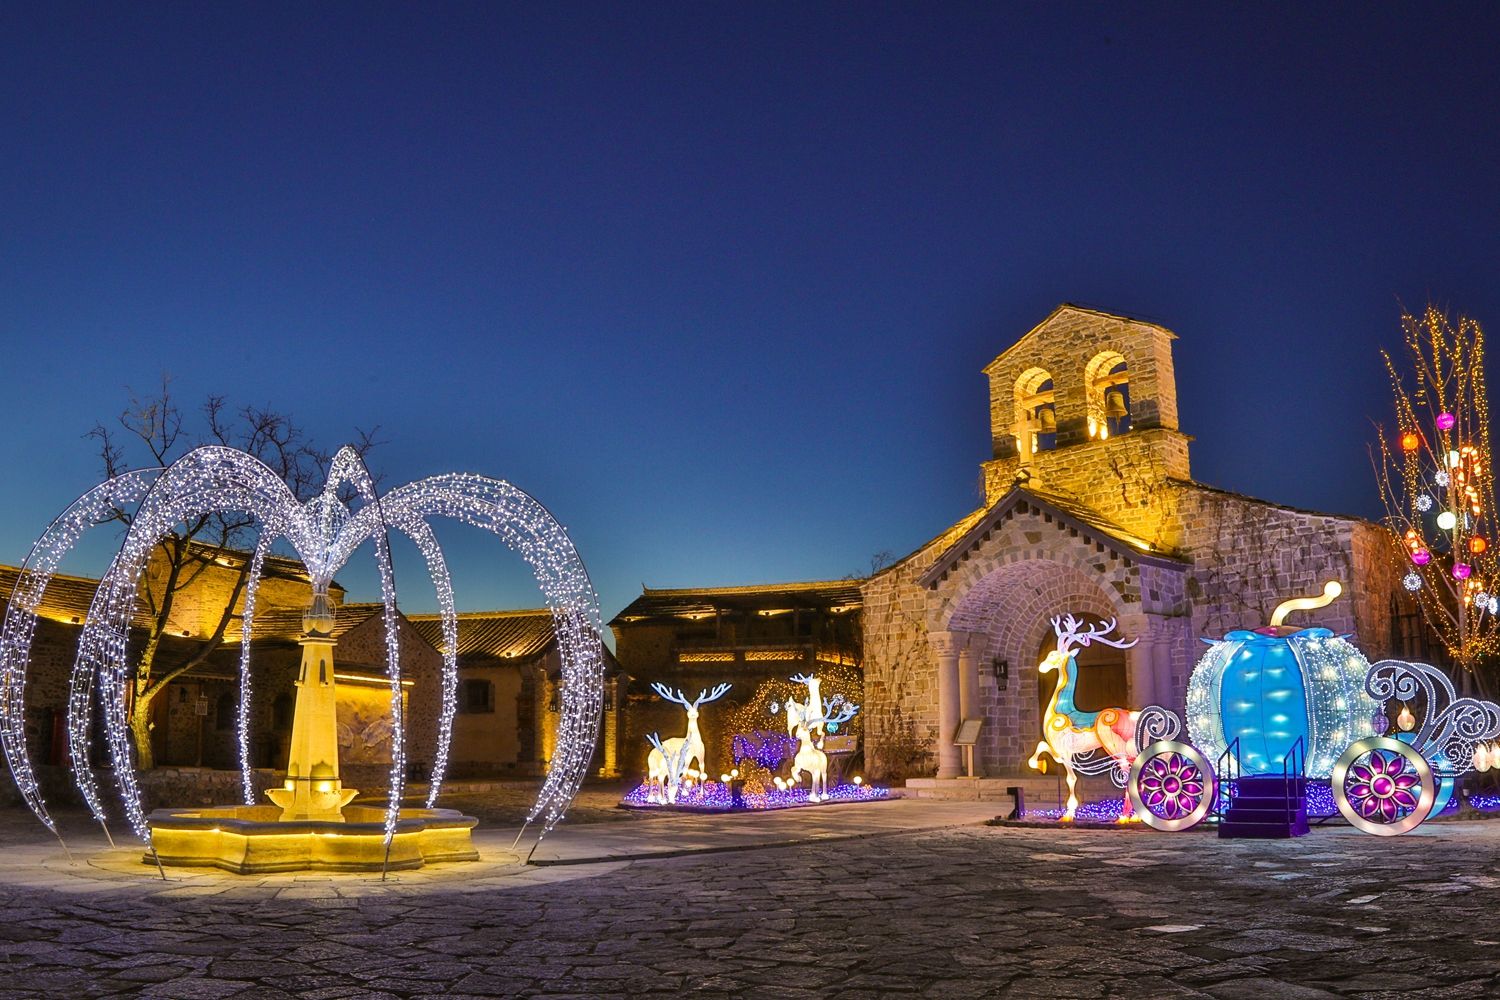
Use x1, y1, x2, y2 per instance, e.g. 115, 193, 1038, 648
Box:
138, 766, 281, 809
982, 428, 1191, 541
335, 611, 443, 771
859, 513, 986, 780
449, 661, 525, 773
142, 549, 341, 643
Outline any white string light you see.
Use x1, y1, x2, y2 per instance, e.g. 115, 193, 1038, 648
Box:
235, 533, 275, 805
4, 444, 604, 851
0, 469, 161, 835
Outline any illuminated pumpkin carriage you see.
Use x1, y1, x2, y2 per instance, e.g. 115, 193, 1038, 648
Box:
1125, 583, 1500, 836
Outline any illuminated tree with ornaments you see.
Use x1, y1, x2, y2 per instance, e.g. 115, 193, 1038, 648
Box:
1375, 306, 1499, 689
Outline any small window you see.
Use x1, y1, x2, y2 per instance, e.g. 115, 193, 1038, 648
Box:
462, 679, 495, 714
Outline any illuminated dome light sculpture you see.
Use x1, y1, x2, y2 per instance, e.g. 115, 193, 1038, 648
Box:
0, 445, 605, 874
1186, 582, 1379, 779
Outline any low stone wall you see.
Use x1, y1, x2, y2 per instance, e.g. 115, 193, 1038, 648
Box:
0, 765, 283, 812
139, 767, 282, 809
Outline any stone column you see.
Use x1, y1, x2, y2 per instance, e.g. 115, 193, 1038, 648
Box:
929, 631, 963, 778
599, 678, 620, 778
957, 635, 983, 777
1128, 636, 1157, 708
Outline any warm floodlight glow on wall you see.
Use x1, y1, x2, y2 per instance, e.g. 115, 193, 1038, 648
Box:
0, 444, 605, 852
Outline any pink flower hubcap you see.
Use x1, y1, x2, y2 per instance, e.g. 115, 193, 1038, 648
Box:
1139, 753, 1205, 820
1347, 751, 1421, 823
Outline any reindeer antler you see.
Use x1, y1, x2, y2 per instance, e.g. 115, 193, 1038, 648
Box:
695, 682, 732, 706
819, 696, 860, 729
650, 682, 692, 707
650, 681, 733, 708
789, 672, 817, 686
1052, 615, 1138, 652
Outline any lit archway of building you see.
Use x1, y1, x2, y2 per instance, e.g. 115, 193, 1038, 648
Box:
940, 558, 1138, 775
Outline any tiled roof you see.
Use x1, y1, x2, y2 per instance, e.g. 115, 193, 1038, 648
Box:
227, 603, 380, 644
610, 580, 863, 625
2, 563, 562, 661
0, 565, 139, 627
407, 610, 556, 661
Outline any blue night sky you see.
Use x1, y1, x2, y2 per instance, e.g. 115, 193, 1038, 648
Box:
3, 5, 1500, 620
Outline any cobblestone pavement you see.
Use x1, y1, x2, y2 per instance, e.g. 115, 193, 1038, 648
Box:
1, 813, 1499, 998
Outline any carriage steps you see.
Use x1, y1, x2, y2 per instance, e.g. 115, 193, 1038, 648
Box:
1218, 775, 1309, 839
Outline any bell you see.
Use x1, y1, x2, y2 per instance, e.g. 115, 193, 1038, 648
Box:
1105, 390, 1128, 420
1038, 407, 1057, 434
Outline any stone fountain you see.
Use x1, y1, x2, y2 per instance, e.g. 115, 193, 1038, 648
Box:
145, 588, 478, 874
2, 443, 605, 876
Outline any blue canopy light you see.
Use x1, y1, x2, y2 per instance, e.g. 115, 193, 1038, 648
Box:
1185, 583, 1379, 777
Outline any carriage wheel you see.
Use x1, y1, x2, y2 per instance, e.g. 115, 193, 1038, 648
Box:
1127, 741, 1217, 832
1331, 736, 1437, 836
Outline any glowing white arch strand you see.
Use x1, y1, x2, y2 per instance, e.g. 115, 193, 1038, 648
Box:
6, 443, 604, 852
0, 469, 161, 835
235, 532, 276, 805
338, 474, 605, 834
77, 449, 300, 843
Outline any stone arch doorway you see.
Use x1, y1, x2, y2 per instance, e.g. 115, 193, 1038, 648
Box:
934, 557, 1140, 777
1032, 617, 1129, 721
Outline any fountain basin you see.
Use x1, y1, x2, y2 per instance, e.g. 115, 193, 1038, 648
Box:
144, 804, 479, 874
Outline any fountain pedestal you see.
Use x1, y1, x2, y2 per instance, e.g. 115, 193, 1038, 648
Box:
265, 591, 359, 820
145, 589, 479, 874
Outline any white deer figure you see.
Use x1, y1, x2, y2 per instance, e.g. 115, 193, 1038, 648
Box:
1025, 614, 1139, 821
646, 682, 732, 804
785, 673, 859, 802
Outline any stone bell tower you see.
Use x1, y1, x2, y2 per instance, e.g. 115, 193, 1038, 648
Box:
978, 304, 1194, 541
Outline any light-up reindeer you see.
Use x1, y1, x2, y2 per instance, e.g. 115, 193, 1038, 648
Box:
646, 682, 732, 804
785, 673, 859, 802
1026, 615, 1140, 821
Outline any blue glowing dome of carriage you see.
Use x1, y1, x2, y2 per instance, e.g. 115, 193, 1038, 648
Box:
1186, 584, 1380, 778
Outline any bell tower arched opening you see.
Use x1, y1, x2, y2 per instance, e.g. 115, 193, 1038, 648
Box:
1085, 350, 1130, 441
1012, 367, 1057, 463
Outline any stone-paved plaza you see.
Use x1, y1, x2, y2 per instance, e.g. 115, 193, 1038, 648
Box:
0, 797, 1497, 998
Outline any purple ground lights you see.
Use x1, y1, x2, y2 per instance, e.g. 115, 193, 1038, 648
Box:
620, 780, 890, 811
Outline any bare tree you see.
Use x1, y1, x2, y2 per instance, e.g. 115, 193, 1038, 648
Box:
89, 375, 378, 769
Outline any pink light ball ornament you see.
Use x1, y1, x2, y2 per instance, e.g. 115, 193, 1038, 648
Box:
1412, 549, 1432, 566
1453, 563, 1473, 580
1438, 412, 1457, 430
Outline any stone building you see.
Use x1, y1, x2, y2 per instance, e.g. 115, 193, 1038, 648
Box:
860, 304, 1411, 783
610, 581, 863, 777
